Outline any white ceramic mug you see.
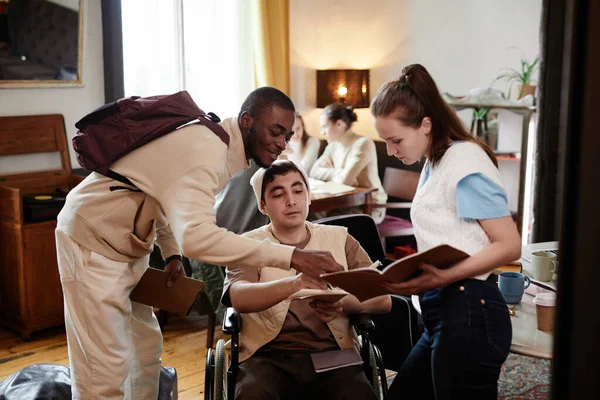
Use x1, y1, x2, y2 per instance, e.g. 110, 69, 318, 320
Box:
531, 251, 558, 282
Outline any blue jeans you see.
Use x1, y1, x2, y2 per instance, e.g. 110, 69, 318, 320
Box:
386, 276, 512, 399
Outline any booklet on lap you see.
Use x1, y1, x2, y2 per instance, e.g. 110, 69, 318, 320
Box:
321, 244, 469, 301
310, 348, 363, 373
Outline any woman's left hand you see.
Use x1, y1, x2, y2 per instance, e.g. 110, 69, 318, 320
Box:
380, 262, 449, 295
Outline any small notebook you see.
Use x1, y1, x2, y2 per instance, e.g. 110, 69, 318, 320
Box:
130, 268, 205, 315
310, 348, 363, 373
287, 288, 349, 302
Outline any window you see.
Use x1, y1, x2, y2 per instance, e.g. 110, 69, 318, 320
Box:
122, 0, 255, 118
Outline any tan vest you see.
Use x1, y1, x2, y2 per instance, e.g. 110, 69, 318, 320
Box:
235, 222, 359, 362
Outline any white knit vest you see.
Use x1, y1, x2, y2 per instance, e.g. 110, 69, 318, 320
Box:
410, 142, 505, 280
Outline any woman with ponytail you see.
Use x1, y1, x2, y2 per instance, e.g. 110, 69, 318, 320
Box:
371, 64, 520, 399
310, 103, 387, 223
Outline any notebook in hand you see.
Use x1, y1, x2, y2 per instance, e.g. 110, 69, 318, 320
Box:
130, 267, 205, 315
321, 244, 469, 301
287, 288, 349, 302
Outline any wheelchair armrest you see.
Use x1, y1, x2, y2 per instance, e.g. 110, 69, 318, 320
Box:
350, 313, 376, 334
222, 307, 242, 335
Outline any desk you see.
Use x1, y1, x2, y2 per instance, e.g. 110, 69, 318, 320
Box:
309, 187, 376, 214
510, 285, 553, 359
511, 241, 558, 359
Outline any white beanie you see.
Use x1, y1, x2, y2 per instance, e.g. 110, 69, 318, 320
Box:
250, 160, 311, 208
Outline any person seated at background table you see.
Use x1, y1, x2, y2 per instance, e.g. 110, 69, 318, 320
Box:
279, 112, 321, 172
309, 103, 387, 223
222, 160, 391, 400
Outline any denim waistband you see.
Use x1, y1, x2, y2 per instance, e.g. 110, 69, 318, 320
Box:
420, 274, 498, 302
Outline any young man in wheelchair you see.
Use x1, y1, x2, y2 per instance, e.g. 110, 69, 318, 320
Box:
221, 160, 391, 400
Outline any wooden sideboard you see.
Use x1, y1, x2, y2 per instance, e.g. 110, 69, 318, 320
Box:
0, 114, 84, 338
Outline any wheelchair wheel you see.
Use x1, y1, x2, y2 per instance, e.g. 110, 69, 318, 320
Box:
213, 339, 227, 400
368, 343, 382, 400
373, 344, 388, 396
204, 348, 214, 400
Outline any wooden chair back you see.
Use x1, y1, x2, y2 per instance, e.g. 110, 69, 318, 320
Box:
382, 167, 420, 201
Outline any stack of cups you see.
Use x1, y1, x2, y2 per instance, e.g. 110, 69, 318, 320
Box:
533, 293, 557, 333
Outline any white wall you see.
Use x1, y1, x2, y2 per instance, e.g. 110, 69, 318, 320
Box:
290, 0, 542, 141
0, 0, 104, 173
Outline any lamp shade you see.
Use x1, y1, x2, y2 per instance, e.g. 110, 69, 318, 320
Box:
316, 69, 370, 108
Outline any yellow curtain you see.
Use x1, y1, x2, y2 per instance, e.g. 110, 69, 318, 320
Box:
252, 0, 290, 94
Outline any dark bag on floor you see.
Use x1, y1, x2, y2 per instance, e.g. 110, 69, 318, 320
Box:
72, 90, 229, 186
0, 363, 178, 400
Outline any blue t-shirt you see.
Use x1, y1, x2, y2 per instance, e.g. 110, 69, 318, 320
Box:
420, 145, 510, 220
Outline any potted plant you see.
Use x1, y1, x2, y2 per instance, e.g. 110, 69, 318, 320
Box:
494, 54, 540, 99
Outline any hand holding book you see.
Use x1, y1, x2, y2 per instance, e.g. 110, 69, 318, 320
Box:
379, 261, 451, 296
320, 245, 469, 301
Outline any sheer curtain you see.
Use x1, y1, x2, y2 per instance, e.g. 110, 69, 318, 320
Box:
121, 0, 255, 118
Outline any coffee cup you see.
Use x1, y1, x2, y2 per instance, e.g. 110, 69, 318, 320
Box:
533, 292, 556, 333
531, 251, 558, 282
498, 272, 531, 304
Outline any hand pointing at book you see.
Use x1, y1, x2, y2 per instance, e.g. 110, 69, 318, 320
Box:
291, 248, 343, 278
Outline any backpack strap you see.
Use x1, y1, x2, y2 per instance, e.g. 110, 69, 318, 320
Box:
105, 112, 229, 192
197, 112, 230, 147
106, 169, 142, 192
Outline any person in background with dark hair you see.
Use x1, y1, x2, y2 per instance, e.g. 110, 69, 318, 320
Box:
55, 87, 343, 400
280, 112, 321, 172
309, 103, 387, 223
371, 64, 521, 399
223, 160, 390, 400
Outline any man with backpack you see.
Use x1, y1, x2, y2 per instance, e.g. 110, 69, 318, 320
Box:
55, 87, 343, 400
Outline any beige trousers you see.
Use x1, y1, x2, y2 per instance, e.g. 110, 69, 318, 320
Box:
55, 229, 163, 400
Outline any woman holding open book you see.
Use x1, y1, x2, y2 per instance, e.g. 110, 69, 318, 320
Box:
370, 64, 521, 399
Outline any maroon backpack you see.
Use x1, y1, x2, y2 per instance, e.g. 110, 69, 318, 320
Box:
73, 91, 229, 188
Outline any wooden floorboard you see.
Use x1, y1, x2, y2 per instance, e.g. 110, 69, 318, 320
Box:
0, 314, 224, 398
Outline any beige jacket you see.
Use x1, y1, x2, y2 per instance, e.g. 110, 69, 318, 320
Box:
223, 222, 360, 363
309, 130, 387, 222
57, 118, 294, 269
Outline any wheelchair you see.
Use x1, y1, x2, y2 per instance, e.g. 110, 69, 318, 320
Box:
204, 307, 388, 400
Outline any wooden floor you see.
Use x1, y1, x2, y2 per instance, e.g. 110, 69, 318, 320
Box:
0, 315, 224, 399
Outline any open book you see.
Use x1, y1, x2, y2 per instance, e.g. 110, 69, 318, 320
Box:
308, 178, 355, 195
287, 288, 349, 302
321, 244, 469, 301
